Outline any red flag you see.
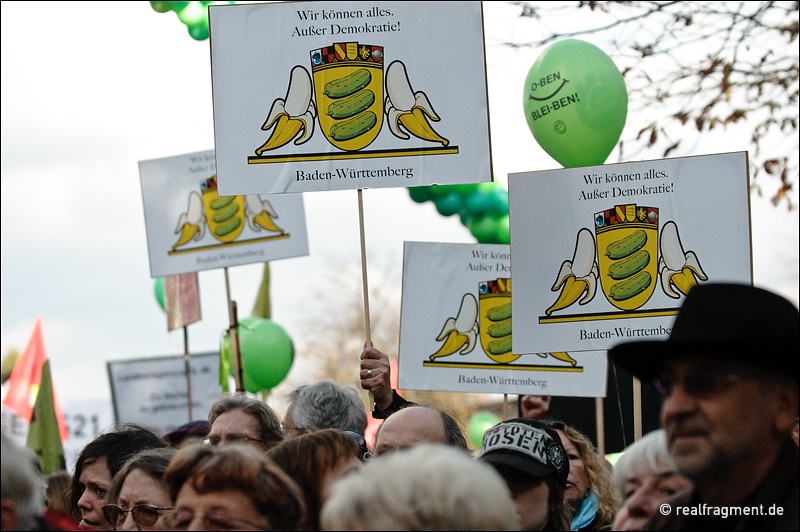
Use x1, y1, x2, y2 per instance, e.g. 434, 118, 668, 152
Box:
2, 316, 68, 440
165, 272, 201, 331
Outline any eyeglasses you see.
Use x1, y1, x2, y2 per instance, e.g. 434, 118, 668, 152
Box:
652, 369, 745, 398
204, 434, 262, 446
167, 508, 267, 531
102, 504, 172, 528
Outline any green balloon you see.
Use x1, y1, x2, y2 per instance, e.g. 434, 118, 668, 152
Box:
523, 39, 627, 167
408, 186, 432, 203
239, 318, 294, 391
221, 328, 260, 393
427, 185, 450, 199
188, 21, 209, 41
238, 315, 261, 329
468, 215, 497, 243
434, 192, 463, 216
487, 188, 509, 217
494, 214, 511, 244
154, 277, 165, 312
465, 189, 493, 218
220, 330, 231, 389
468, 411, 500, 449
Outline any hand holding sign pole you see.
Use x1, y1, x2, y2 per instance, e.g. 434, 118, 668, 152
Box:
523, 39, 628, 168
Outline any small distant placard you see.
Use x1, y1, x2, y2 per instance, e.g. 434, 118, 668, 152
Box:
107, 353, 221, 434
139, 149, 309, 278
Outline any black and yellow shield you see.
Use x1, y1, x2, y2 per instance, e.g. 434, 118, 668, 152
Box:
478, 278, 521, 364
311, 42, 384, 151
201, 176, 245, 243
595, 205, 659, 311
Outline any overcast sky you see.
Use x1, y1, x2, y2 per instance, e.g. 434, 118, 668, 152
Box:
2, 1, 797, 409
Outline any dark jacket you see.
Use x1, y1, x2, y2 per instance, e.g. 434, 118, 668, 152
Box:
644, 439, 799, 531
371, 389, 415, 419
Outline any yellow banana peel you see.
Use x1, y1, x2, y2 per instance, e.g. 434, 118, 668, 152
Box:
172, 223, 200, 250
668, 266, 700, 296
255, 115, 304, 154
253, 211, 284, 233
399, 108, 449, 146
545, 275, 588, 316
429, 330, 468, 361
548, 352, 577, 366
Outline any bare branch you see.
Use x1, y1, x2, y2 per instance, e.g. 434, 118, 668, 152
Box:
506, 1, 799, 209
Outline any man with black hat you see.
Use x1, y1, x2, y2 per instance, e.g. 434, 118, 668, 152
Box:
477, 418, 572, 531
609, 282, 799, 531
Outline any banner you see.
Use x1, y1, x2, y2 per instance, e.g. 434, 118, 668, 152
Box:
397, 242, 607, 397
208, 1, 491, 194
165, 272, 202, 331
107, 352, 222, 434
139, 149, 309, 277
508, 151, 752, 354
26, 360, 66, 474
2, 316, 67, 440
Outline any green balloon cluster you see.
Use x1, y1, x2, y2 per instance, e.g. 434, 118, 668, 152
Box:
409, 182, 509, 244
219, 316, 294, 393
150, 1, 236, 41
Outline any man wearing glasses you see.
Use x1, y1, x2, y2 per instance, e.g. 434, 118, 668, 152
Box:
609, 283, 799, 531
205, 392, 285, 452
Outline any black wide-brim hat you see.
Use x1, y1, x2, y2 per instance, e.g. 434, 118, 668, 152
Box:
609, 283, 799, 382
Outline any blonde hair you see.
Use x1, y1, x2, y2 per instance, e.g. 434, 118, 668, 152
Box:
543, 421, 621, 531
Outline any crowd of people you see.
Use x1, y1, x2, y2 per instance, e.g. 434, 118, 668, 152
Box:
2, 282, 797, 531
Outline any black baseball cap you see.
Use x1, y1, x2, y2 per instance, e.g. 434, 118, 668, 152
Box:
476, 418, 568, 487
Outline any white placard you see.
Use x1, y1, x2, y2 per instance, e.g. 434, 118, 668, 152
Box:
208, 1, 491, 194
139, 149, 309, 277
508, 152, 752, 354
107, 352, 221, 435
397, 242, 607, 397
1, 399, 113, 474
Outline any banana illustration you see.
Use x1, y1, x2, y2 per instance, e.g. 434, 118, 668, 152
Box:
549, 352, 578, 366
545, 228, 599, 315
172, 191, 206, 250
244, 195, 284, 234
384, 61, 449, 146
658, 221, 707, 298
534, 352, 578, 366
255, 66, 316, 154
430, 293, 479, 361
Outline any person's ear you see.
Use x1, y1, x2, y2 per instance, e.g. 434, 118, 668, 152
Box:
770, 379, 799, 435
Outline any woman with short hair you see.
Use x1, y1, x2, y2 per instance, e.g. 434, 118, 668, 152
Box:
103, 447, 175, 531
164, 442, 305, 531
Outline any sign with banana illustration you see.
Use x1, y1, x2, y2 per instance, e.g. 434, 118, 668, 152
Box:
139, 150, 309, 278
209, 1, 491, 195
508, 151, 752, 354
398, 242, 608, 397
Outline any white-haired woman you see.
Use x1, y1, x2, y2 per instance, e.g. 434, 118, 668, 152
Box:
611, 429, 692, 531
